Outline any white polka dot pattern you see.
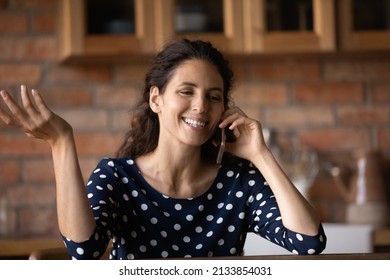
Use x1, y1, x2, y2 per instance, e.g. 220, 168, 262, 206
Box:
62, 156, 326, 259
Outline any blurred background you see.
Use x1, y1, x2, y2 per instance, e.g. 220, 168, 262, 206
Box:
0, 0, 389, 258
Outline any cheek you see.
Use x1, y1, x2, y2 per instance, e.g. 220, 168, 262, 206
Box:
166, 97, 189, 115
159, 97, 187, 121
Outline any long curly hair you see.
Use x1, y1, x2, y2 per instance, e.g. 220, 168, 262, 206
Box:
116, 39, 235, 161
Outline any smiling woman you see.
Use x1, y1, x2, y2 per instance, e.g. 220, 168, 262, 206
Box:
0, 38, 326, 259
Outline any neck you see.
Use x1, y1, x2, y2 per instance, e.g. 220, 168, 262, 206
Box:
136, 144, 216, 198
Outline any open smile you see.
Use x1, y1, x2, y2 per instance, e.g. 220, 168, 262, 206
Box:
183, 118, 207, 128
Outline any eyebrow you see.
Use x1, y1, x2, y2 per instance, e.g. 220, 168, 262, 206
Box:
178, 82, 223, 93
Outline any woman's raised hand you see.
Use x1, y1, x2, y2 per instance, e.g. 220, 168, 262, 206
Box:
219, 107, 268, 162
0, 85, 72, 146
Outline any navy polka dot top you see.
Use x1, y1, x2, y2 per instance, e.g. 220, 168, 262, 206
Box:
62, 155, 326, 259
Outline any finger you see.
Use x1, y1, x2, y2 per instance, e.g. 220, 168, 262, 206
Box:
0, 89, 25, 122
219, 112, 246, 129
0, 90, 25, 127
0, 93, 14, 125
21, 85, 38, 115
220, 107, 247, 125
223, 107, 247, 119
31, 89, 52, 119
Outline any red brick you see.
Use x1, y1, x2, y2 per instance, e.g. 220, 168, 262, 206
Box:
112, 108, 132, 131
38, 87, 93, 107
79, 157, 103, 181
232, 83, 288, 105
266, 106, 334, 127
116, 63, 149, 83
338, 105, 390, 125
24, 158, 55, 184
378, 129, 390, 150
237, 107, 261, 121
47, 65, 112, 84
249, 57, 321, 80
0, 64, 42, 85
308, 200, 331, 222
95, 86, 141, 108
56, 108, 109, 131
324, 58, 390, 81
74, 132, 123, 156
20, 207, 59, 236
309, 170, 345, 200
229, 59, 247, 82
0, 205, 17, 236
295, 83, 364, 104
7, 185, 55, 207
0, 0, 7, 9
300, 128, 371, 152
0, 135, 51, 157
0, 11, 28, 34
371, 83, 390, 103
9, 0, 56, 9
0, 37, 55, 60
32, 10, 55, 33
0, 160, 20, 185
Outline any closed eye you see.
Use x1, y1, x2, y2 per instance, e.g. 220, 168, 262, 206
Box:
178, 89, 193, 96
208, 94, 223, 102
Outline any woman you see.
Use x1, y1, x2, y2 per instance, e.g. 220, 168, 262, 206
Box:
0, 39, 326, 259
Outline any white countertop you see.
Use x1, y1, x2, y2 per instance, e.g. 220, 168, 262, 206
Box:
243, 223, 373, 255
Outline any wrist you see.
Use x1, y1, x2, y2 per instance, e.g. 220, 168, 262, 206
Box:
250, 146, 278, 169
49, 125, 74, 150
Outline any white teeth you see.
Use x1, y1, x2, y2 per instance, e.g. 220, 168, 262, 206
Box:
184, 118, 206, 127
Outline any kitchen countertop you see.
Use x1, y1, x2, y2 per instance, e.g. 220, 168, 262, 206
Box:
244, 223, 389, 255
0, 236, 64, 259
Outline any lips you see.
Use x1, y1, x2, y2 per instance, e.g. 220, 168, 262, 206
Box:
183, 117, 207, 128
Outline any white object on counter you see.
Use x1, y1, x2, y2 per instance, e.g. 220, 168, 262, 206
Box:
243, 223, 373, 255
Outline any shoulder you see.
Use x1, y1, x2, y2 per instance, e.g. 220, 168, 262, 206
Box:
222, 153, 258, 173
96, 157, 135, 168
93, 157, 139, 176
221, 154, 266, 184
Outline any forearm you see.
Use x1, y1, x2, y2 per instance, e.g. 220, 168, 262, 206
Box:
51, 130, 95, 242
251, 147, 321, 236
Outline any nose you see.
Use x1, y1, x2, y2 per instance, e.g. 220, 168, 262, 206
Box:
192, 94, 208, 113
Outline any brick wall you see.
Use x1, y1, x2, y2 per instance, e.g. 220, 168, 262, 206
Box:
0, 0, 389, 237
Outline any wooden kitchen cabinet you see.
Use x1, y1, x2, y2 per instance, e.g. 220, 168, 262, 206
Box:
338, 0, 390, 51
153, 0, 245, 54
57, 0, 156, 62
242, 0, 336, 53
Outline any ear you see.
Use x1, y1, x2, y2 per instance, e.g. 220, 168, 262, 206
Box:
149, 86, 162, 113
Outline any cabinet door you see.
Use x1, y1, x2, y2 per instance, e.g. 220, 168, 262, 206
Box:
243, 0, 335, 53
153, 0, 245, 54
338, 0, 390, 51
57, 0, 155, 62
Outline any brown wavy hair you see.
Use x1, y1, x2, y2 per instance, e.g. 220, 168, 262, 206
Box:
116, 39, 235, 161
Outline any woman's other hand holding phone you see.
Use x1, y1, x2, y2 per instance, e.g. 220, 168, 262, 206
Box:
219, 107, 268, 162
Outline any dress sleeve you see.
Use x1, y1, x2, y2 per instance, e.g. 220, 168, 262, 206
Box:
61, 158, 120, 259
244, 162, 327, 255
